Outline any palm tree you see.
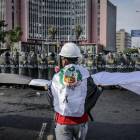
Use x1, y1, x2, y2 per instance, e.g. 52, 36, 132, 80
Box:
74, 24, 83, 44
48, 26, 57, 41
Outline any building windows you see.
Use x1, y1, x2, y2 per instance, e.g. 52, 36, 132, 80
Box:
28, 0, 86, 40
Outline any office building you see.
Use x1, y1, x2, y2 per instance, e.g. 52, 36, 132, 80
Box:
116, 29, 131, 52
0, 0, 116, 54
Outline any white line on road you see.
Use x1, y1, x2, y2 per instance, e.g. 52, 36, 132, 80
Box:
37, 123, 47, 140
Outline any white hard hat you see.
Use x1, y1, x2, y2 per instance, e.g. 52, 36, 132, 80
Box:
59, 43, 81, 58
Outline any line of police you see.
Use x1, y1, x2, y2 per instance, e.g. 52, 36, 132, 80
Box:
0, 51, 140, 80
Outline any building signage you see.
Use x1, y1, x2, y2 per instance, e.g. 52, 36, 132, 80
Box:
131, 30, 140, 37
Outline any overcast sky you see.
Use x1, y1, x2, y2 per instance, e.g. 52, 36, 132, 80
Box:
109, 0, 140, 47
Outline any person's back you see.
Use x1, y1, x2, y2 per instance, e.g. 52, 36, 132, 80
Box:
45, 43, 103, 140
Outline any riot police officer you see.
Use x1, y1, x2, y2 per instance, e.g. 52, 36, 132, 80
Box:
135, 53, 140, 71
10, 51, 19, 74
19, 52, 29, 76
47, 52, 56, 80
28, 51, 38, 79
117, 52, 126, 72
0, 51, 11, 73
97, 52, 106, 72
125, 52, 135, 72
78, 53, 88, 68
38, 53, 48, 79
85, 53, 97, 75
105, 52, 117, 73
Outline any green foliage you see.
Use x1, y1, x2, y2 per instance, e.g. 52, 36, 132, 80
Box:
0, 20, 8, 43
123, 48, 138, 54
48, 26, 57, 40
74, 24, 83, 40
7, 25, 23, 47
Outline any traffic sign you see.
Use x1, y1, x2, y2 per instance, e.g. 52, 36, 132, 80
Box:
131, 30, 140, 37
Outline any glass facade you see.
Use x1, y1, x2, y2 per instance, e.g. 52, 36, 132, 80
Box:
98, 0, 100, 43
29, 0, 86, 40
0, 0, 5, 49
12, 0, 14, 29
0, 0, 5, 20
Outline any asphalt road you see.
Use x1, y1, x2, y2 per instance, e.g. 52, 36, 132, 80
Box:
0, 86, 140, 140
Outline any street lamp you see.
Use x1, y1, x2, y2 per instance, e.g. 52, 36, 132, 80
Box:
136, 11, 140, 12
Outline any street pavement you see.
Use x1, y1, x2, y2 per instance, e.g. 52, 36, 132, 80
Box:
0, 86, 140, 140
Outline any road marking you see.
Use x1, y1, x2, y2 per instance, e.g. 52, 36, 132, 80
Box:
46, 118, 56, 140
37, 123, 47, 140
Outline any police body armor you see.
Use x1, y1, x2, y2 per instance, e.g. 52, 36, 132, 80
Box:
135, 55, 140, 71
19, 52, 29, 76
105, 53, 117, 73
28, 52, 38, 79
117, 53, 126, 73
97, 54, 106, 72
0, 52, 11, 73
38, 53, 48, 79
10, 52, 19, 74
47, 52, 56, 80
85, 53, 97, 75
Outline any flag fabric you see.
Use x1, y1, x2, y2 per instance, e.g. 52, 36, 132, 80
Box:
91, 71, 140, 95
51, 64, 90, 117
29, 71, 140, 95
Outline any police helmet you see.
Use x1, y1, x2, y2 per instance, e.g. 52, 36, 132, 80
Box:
3, 51, 10, 57
126, 52, 131, 57
108, 52, 113, 56
21, 52, 28, 57
99, 52, 104, 56
118, 51, 123, 56
29, 51, 34, 55
13, 52, 19, 58
41, 53, 46, 59
31, 52, 37, 57
48, 52, 55, 57
88, 53, 93, 57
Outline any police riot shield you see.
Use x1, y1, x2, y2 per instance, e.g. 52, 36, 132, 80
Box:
135, 55, 140, 71
85, 54, 97, 75
105, 54, 117, 73
0, 55, 11, 73
97, 55, 106, 72
78, 54, 86, 68
47, 54, 56, 80
124, 54, 135, 72
55, 54, 58, 66
19, 53, 29, 76
0, 55, 2, 73
10, 53, 19, 74
117, 54, 126, 73
57, 55, 62, 70
28, 52, 38, 79
38, 54, 48, 79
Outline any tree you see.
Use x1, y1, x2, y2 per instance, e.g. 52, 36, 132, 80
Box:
48, 26, 57, 41
0, 20, 8, 43
7, 25, 23, 53
123, 48, 138, 54
74, 24, 83, 44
